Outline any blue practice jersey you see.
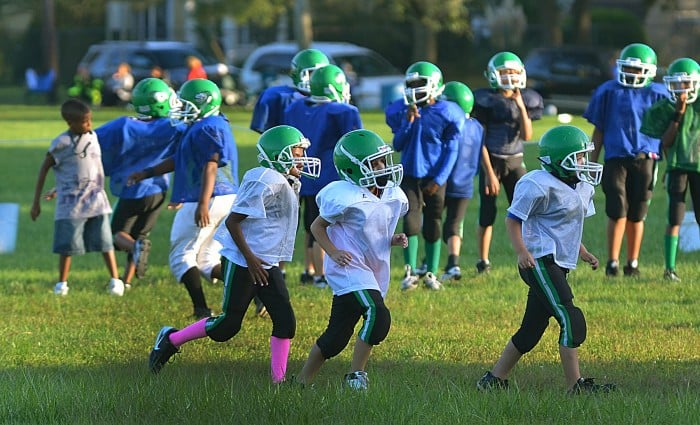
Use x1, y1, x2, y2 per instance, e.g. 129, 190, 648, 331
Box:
171, 114, 239, 203
249, 85, 304, 134
385, 99, 464, 186
583, 80, 668, 160
472, 88, 543, 156
284, 99, 362, 196
96, 117, 180, 199
446, 117, 484, 199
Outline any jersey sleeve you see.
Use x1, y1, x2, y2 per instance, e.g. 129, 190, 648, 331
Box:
232, 178, 269, 219
640, 99, 674, 138
507, 177, 546, 221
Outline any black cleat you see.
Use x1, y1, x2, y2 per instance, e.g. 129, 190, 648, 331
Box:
476, 371, 509, 391
568, 377, 616, 395
148, 326, 179, 374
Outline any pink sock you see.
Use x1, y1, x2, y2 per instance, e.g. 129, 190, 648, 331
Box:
270, 336, 291, 383
168, 318, 208, 347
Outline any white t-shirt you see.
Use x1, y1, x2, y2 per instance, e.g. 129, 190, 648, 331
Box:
317, 180, 409, 297
507, 170, 595, 270
49, 131, 112, 220
216, 167, 299, 267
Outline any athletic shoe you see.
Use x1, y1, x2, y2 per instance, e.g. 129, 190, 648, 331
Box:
313, 275, 328, 289
300, 271, 315, 285
254, 296, 268, 318
414, 261, 428, 278
476, 371, 509, 391
567, 377, 616, 395
193, 307, 213, 319
149, 326, 179, 374
133, 239, 151, 279
344, 370, 369, 390
108, 278, 125, 297
423, 272, 442, 290
605, 260, 619, 277
476, 260, 491, 274
400, 265, 419, 291
664, 269, 681, 282
54, 282, 69, 296
440, 265, 462, 282
623, 262, 640, 277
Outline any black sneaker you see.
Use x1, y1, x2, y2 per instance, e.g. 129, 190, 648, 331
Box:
476, 371, 508, 391
476, 260, 491, 274
664, 269, 681, 282
149, 326, 179, 374
193, 307, 213, 319
568, 377, 616, 395
623, 262, 640, 277
300, 271, 314, 284
133, 239, 151, 279
605, 260, 619, 277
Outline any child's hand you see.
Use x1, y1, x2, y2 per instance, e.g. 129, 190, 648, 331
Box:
30, 202, 40, 221
329, 249, 352, 266
392, 233, 408, 248
167, 202, 183, 210
407, 104, 421, 123
246, 255, 271, 286
126, 171, 145, 186
43, 187, 57, 201
516, 251, 536, 270
580, 250, 599, 270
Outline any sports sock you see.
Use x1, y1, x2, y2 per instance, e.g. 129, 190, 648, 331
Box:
425, 240, 441, 273
404, 235, 419, 269
447, 254, 459, 269
181, 267, 208, 310
169, 318, 208, 347
270, 336, 291, 384
665, 234, 679, 270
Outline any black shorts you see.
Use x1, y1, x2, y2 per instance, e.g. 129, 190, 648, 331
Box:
301, 195, 320, 233
665, 169, 700, 226
110, 193, 167, 242
601, 157, 657, 221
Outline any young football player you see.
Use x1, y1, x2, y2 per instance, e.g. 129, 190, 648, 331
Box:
284, 64, 363, 289
640, 57, 700, 281
95, 77, 182, 287
249, 48, 329, 134
583, 43, 667, 277
295, 129, 408, 390
438, 81, 484, 281
477, 125, 615, 394
148, 125, 321, 383
129, 78, 238, 319
473, 51, 543, 274
385, 61, 463, 291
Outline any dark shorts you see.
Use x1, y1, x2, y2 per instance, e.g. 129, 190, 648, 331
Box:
111, 193, 166, 242
478, 154, 526, 227
665, 169, 700, 226
53, 214, 113, 255
602, 157, 657, 221
443, 196, 470, 242
301, 195, 320, 234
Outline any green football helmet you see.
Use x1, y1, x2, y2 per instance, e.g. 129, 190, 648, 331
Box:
663, 57, 700, 104
169, 78, 222, 125
290, 49, 330, 95
333, 129, 403, 189
616, 43, 657, 88
485, 51, 526, 90
441, 81, 474, 116
309, 64, 351, 103
257, 125, 321, 178
131, 78, 175, 119
538, 125, 602, 186
403, 61, 444, 105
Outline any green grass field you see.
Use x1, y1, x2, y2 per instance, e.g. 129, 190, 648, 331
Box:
0, 105, 698, 424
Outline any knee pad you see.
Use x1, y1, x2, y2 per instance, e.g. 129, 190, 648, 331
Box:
361, 305, 391, 346
627, 201, 649, 222
512, 322, 548, 354
561, 304, 587, 348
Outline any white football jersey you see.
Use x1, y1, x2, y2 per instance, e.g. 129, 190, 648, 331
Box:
316, 180, 409, 297
216, 167, 300, 267
507, 170, 596, 269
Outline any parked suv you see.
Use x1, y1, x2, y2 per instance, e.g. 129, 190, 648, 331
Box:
76, 40, 240, 105
524, 46, 615, 111
239, 41, 405, 110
